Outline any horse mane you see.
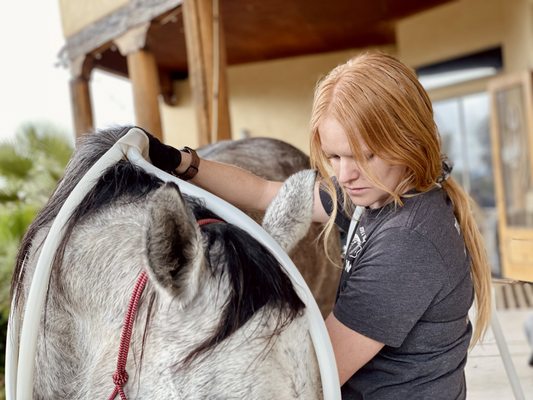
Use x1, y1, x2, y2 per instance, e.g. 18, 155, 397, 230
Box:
12, 126, 144, 306
182, 209, 304, 366
11, 125, 304, 367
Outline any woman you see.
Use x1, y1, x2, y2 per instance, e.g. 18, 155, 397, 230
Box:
153, 51, 491, 399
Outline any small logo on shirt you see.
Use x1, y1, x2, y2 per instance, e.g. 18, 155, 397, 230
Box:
359, 226, 367, 243
344, 232, 364, 273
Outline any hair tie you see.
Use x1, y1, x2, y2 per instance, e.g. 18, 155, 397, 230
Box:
436, 156, 453, 184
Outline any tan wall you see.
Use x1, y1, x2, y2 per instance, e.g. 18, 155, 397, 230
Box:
397, 0, 533, 74
504, 0, 533, 71
59, 0, 128, 37
161, 80, 197, 148
397, 0, 504, 68
164, 47, 394, 153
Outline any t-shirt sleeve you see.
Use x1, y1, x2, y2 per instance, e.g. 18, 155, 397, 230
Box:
319, 181, 351, 233
333, 227, 446, 347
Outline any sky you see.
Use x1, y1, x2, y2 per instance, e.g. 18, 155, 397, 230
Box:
0, 0, 135, 144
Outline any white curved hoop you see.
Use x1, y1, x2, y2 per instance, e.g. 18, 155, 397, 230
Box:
6, 127, 340, 400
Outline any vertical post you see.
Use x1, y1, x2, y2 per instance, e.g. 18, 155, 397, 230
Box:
69, 54, 94, 138
69, 75, 94, 137
115, 23, 164, 140
126, 49, 163, 139
182, 0, 231, 146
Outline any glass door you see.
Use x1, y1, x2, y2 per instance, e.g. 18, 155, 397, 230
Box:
489, 72, 533, 281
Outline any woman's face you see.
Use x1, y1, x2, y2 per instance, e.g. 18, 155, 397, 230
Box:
319, 117, 407, 209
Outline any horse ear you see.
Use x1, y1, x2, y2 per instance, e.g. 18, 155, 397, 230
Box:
262, 169, 316, 253
145, 183, 204, 308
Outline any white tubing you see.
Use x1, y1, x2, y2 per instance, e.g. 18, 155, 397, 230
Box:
11, 133, 147, 400
7, 127, 340, 399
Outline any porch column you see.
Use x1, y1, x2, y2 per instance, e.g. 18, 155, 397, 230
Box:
69, 55, 94, 138
183, 0, 231, 145
115, 23, 164, 140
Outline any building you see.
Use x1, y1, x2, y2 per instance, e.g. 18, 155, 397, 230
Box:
57, 0, 533, 281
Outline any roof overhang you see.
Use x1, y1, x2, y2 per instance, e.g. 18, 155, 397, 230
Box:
60, 0, 456, 78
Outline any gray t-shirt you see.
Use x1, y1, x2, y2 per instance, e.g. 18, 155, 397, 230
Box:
321, 187, 474, 399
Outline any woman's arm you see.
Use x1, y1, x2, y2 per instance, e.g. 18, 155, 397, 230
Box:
325, 313, 384, 385
179, 150, 330, 223
183, 154, 281, 212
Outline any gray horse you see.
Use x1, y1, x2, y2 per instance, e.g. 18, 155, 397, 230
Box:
11, 127, 323, 399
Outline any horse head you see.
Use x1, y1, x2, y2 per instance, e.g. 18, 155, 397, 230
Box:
12, 127, 321, 399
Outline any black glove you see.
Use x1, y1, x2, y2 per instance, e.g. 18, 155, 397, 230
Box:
142, 128, 182, 173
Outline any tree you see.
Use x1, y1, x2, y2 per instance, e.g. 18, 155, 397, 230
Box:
0, 122, 73, 399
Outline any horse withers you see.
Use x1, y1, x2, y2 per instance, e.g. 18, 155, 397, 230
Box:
11, 127, 323, 399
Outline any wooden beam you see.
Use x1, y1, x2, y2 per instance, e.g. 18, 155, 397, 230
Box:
69, 75, 94, 138
68, 54, 95, 138
182, 0, 210, 145
115, 24, 164, 140
126, 49, 164, 140
183, 0, 231, 145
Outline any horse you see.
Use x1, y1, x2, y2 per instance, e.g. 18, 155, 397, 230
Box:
198, 137, 342, 317
10, 127, 322, 399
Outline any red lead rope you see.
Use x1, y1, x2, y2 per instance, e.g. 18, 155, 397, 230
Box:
197, 218, 223, 226
107, 272, 148, 400
107, 218, 223, 400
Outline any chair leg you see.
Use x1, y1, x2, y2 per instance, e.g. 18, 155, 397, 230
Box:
490, 308, 525, 400
524, 313, 533, 367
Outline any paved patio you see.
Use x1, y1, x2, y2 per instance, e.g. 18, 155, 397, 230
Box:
466, 309, 533, 399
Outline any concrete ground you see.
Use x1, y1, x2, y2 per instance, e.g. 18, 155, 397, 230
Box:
466, 309, 533, 399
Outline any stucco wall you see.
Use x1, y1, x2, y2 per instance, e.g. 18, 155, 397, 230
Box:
163, 47, 394, 153
59, 0, 128, 37
397, 0, 533, 73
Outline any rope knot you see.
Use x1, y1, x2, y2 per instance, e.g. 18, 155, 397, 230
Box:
113, 371, 129, 386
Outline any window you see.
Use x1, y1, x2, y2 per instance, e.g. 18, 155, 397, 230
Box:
417, 47, 502, 90
434, 92, 495, 208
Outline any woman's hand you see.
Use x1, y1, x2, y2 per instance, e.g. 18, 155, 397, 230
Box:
146, 132, 182, 173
